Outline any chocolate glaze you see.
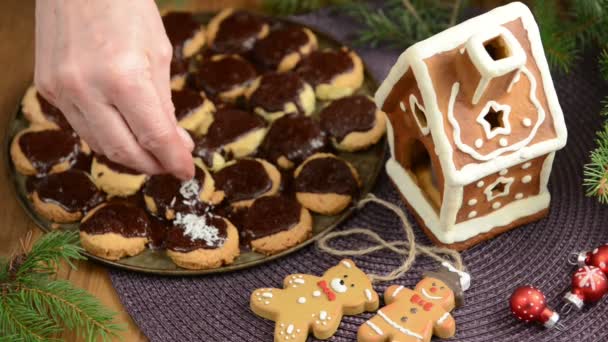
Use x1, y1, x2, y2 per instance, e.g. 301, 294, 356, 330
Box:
171, 58, 189, 78
165, 214, 228, 252
148, 215, 170, 249
193, 108, 265, 164
35, 93, 71, 129
211, 10, 267, 54
243, 196, 301, 242
249, 72, 306, 114
94, 155, 141, 175
142, 166, 207, 216
34, 170, 105, 214
214, 159, 272, 203
253, 26, 309, 70
18, 129, 81, 174
162, 12, 201, 58
296, 49, 354, 86
190, 56, 257, 96
172, 89, 205, 121
260, 114, 326, 166
80, 203, 149, 238
320, 95, 377, 141
295, 157, 358, 196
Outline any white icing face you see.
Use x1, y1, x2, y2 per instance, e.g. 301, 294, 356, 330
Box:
330, 278, 348, 293
421, 288, 443, 300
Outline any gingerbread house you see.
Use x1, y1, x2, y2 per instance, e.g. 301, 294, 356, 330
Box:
375, 2, 567, 250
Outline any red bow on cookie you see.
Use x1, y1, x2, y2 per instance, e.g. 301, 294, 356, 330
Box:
317, 280, 336, 301
411, 294, 433, 311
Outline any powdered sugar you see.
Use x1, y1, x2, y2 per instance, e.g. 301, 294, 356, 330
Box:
175, 212, 225, 247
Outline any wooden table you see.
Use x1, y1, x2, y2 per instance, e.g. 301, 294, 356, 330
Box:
0, 1, 502, 340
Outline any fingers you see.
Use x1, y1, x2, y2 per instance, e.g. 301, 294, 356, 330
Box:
74, 93, 165, 175
59, 102, 102, 153
108, 57, 194, 179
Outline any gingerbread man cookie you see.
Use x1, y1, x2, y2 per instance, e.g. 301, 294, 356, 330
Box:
358, 264, 470, 342
251, 259, 379, 341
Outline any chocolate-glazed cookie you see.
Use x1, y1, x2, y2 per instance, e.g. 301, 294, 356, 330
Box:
214, 158, 281, 207
11, 127, 89, 176
162, 11, 205, 59
31, 170, 105, 223
296, 48, 364, 100
246, 72, 315, 121
320, 95, 387, 152
166, 213, 240, 269
252, 25, 318, 72
172, 88, 216, 133
189, 54, 257, 103
21, 86, 71, 130
294, 153, 361, 215
206, 9, 269, 55
79, 202, 150, 261
143, 161, 223, 220
243, 195, 312, 255
91, 155, 147, 197
193, 108, 267, 169
260, 114, 327, 169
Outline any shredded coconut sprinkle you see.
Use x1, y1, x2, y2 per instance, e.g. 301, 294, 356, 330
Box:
175, 212, 224, 247
179, 179, 200, 202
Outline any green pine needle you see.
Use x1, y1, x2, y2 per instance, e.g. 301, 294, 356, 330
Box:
0, 231, 122, 341
262, 0, 347, 16
599, 48, 608, 81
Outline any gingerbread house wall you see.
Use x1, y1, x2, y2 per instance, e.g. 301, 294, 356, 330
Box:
383, 67, 445, 212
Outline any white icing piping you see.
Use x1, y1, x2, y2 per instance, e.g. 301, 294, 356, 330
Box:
366, 321, 384, 335
421, 288, 443, 300
476, 101, 512, 140
377, 310, 423, 340
483, 176, 514, 201
376, 2, 567, 186
507, 69, 522, 92
392, 285, 405, 298
410, 94, 430, 135
341, 260, 352, 268
447, 67, 545, 162
365, 289, 373, 302
539, 152, 555, 193
437, 312, 451, 325
386, 158, 551, 243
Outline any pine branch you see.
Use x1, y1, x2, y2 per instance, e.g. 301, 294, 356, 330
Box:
0, 295, 62, 342
19, 281, 123, 341
599, 48, 608, 81
262, 0, 347, 15
584, 99, 608, 202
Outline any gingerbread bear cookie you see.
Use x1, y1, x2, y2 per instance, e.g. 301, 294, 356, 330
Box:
251, 259, 379, 341
358, 263, 470, 342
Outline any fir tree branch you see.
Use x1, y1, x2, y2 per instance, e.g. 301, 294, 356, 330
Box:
0, 296, 62, 342
19, 281, 123, 342
15, 231, 84, 279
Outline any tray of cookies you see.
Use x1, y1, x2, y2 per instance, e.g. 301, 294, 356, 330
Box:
6, 9, 386, 275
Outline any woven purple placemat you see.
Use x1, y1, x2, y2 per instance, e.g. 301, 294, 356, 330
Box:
109, 9, 608, 342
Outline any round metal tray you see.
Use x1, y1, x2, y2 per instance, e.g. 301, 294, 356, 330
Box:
5, 15, 386, 275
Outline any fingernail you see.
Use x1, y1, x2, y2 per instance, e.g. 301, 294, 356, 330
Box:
177, 127, 195, 151
178, 163, 195, 180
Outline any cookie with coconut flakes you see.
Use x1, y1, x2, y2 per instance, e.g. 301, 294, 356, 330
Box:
260, 114, 327, 170
21, 86, 71, 129
90, 155, 147, 197
172, 88, 216, 133
189, 54, 257, 103
246, 72, 315, 122
214, 158, 281, 208
142, 160, 223, 220
11, 126, 90, 176
79, 202, 150, 261
243, 195, 312, 256
31, 170, 105, 224
206, 9, 269, 55
165, 213, 239, 270
252, 25, 318, 72
294, 153, 361, 215
296, 47, 364, 100
193, 108, 267, 170
319, 95, 387, 152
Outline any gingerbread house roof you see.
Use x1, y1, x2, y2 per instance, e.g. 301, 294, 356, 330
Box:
375, 2, 567, 186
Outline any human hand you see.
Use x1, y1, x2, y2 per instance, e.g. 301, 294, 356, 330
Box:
34, 0, 194, 179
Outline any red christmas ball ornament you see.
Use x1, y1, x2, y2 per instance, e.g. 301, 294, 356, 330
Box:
564, 266, 608, 310
576, 244, 608, 275
510, 286, 559, 328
